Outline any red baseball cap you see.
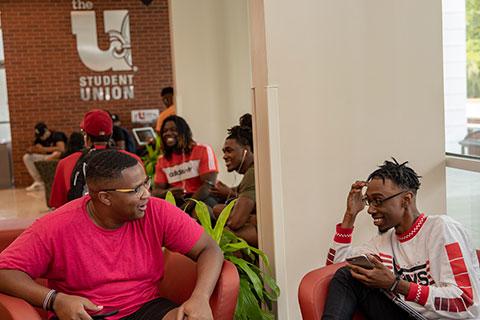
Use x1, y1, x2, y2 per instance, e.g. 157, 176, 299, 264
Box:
82, 109, 113, 136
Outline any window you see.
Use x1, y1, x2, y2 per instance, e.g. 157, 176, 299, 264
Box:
443, 0, 480, 247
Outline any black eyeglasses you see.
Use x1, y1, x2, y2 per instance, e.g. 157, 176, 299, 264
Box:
362, 190, 407, 208
101, 177, 151, 198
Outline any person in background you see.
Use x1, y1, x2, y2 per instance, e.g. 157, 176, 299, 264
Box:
61, 132, 85, 159
111, 113, 136, 153
322, 159, 480, 320
152, 115, 218, 212
0, 149, 223, 320
155, 87, 176, 134
49, 109, 141, 209
211, 125, 257, 246
23, 122, 67, 191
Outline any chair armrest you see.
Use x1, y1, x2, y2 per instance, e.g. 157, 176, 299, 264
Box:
298, 262, 347, 320
0, 293, 42, 320
209, 260, 239, 320
158, 250, 239, 320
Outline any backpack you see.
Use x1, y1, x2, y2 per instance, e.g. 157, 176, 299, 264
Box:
67, 148, 100, 201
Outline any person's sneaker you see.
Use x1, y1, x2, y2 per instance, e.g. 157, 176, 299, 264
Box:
26, 181, 44, 191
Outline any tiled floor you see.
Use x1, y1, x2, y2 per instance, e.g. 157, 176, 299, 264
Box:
0, 187, 50, 220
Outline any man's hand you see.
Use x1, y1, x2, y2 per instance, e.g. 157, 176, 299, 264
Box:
169, 187, 186, 199
341, 180, 368, 228
176, 294, 213, 320
53, 292, 103, 320
210, 181, 233, 200
348, 254, 396, 289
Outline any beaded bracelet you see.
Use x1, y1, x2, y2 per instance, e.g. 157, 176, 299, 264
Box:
48, 290, 59, 311
42, 289, 56, 311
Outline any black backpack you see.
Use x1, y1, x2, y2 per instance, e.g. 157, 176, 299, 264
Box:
67, 148, 100, 201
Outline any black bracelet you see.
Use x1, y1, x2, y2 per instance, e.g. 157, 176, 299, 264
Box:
48, 290, 59, 311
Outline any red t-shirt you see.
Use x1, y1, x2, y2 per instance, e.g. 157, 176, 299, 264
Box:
154, 144, 218, 193
50, 148, 142, 209
0, 196, 204, 320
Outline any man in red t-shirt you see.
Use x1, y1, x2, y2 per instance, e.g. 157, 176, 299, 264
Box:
0, 149, 223, 320
50, 109, 141, 209
153, 115, 218, 211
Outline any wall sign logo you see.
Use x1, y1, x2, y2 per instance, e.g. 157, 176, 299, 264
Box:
71, 1, 136, 101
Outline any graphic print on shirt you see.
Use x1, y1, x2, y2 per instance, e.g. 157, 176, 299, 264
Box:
162, 160, 200, 184
394, 261, 434, 286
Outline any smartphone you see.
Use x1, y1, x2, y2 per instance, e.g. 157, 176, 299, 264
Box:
50, 310, 119, 320
346, 254, 375, 269
91, 310, 119, 319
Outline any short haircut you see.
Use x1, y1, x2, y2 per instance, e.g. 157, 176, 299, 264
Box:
161, 87, 174, 96
227, 125, 253, 151
160, 115, 195, 159
85, 149, 138, 186
367, 158, 421, 194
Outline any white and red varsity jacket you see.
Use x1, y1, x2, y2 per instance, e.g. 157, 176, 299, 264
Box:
327, 214, 480, 319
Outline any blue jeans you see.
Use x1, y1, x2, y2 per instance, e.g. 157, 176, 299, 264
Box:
322, 267, 413, 320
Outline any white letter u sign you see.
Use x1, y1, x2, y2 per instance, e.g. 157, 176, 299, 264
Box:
71, 10, 133, 72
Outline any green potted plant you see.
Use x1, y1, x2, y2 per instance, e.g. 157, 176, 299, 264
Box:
165, 193, 280, 319
142, 135, 162, 179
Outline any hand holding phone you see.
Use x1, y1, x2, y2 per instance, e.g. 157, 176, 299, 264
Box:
346, 254, 375, 269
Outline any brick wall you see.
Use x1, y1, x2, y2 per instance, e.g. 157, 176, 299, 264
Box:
0, 0, 173, 186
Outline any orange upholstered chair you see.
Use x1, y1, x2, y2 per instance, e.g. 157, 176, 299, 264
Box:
0, 219, 239, 320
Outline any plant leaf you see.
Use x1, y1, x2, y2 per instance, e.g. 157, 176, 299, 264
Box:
212, 199, 236, 242
165, 191, 176, 206
227, 256, 264, 301
235, 277, 263, 320
188, 199, 213, 234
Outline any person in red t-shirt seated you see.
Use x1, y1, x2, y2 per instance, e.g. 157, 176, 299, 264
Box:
152, 115, 219, 212
49, 109, 142, 209
0, 149, 223, 320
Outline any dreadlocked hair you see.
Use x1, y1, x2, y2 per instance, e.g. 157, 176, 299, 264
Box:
367, 158, 421, 194
227, 125, 253, 151
160, 115, 195, 159
85, 149, 138, 185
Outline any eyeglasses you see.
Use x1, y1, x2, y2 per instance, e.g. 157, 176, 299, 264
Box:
101, 177, 151, 198
362, 190, 407, 208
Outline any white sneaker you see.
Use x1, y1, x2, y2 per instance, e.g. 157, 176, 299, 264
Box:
26, 181, 44, 191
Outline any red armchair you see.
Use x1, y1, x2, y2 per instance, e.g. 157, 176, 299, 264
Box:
299, 250, 480, 320
0, 219, 239, 320
298, 262, 364, 320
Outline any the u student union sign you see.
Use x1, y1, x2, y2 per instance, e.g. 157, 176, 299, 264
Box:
71, 0, 136, 101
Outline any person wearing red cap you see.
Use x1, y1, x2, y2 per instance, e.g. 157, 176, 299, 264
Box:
49, 109, 142, 209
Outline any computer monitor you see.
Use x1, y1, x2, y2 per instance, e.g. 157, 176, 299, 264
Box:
132, 127, 157, 146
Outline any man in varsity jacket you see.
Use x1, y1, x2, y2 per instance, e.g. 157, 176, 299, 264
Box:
323, 159, 480, 319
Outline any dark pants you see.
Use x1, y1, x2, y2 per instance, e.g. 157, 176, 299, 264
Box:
121, 297, 178, 320
322, 267, 413, 320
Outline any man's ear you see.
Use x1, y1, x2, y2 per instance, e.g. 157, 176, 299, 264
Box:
402, 192, 413, 207
97, 191, 112, 206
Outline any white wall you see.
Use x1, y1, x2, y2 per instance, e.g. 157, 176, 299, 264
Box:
442, 0, 467, 154
252, 1, 447, 318
169, 0, 252, 183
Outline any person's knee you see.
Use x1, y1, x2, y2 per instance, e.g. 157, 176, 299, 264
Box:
23, 153, 30, 163
333, 266, 353, 282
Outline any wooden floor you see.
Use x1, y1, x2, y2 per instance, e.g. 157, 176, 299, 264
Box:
0, 187, 50, 220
